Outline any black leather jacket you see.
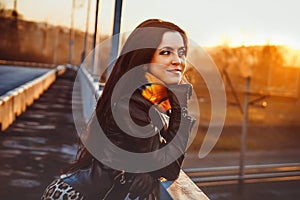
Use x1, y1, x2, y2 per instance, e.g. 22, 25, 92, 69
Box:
101, 89, 195, 179
63, 89, 195, 199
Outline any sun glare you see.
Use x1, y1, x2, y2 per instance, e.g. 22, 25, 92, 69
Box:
281, 46, 300, 68
2, 0, 300, 52
215, 31, 300, 51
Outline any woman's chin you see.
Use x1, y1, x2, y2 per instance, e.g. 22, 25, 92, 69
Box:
165, 79, 181, 85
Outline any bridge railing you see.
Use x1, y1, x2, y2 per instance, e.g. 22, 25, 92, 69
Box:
77, 66, 210, 200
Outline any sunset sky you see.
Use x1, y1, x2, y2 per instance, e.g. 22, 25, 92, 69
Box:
2, 0, 300, 49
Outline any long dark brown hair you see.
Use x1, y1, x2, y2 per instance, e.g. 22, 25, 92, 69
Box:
63, 19, 188, 173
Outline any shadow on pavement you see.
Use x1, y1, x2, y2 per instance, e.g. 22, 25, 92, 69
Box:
0, 70, 80, 200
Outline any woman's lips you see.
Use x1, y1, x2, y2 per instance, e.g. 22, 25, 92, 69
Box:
167, 69, 182, 74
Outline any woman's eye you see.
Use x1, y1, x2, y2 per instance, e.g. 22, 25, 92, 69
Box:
159, 50, 171, 55
159, 49, 186, 56
178, 50, 186, 57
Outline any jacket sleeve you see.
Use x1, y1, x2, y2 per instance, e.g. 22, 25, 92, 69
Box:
113, 92, 195, 180
151, 109, 195, 180
151, 84, 195, 181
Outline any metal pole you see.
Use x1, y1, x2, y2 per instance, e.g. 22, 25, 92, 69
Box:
107, 0, 123, 78
239, 76, 251, 185
91, 0, 100, 76
223, 67, 244, 114
53, 29, 58, 64
13, 0, 17, 11
12, 0, 18, 18
69, 0, 75, 65
82, 0, 91, 63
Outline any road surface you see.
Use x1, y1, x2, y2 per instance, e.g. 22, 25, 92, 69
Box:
0, 65, 49, 96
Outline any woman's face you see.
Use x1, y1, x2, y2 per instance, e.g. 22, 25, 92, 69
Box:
149, 31, 186, 85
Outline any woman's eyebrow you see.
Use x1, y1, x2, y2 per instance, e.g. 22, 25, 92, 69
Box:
159, 46, 186, 50
159, 46, 173, 50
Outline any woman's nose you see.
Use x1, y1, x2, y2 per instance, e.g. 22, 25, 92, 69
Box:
171, 53, 181, 65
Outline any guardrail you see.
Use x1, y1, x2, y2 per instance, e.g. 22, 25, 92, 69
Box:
185, 162, 300, 187
160, 170, 210, 200
0, 65, 66, 131
77, 65, 210, 200
76, 66, 102, 124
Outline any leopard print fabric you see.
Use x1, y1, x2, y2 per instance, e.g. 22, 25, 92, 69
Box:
41, 178, 84, 200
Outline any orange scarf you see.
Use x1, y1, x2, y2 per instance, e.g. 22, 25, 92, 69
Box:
140, 72, 171, 113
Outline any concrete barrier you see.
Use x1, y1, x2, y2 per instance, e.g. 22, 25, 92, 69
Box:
44, 70, 57, 90
160, 170, 210, 200
0, 95, 14, 131
24, 83, 34, 107
6, 88, 25, 117
0, 65, 66, 131
56, 65, 67, 76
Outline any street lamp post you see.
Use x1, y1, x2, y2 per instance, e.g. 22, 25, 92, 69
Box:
13, 0, 17, 12
91, 0, 100, 76
82, 0, 91, 63
69, 0, 75, 65
239, 76, 251, 185
107, 0, 123, 79
238, 50, 255, 186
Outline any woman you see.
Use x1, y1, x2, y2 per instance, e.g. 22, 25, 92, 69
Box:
42, 19, 195, 200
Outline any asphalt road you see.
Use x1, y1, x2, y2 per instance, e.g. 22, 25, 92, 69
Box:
0, 65, 50, 96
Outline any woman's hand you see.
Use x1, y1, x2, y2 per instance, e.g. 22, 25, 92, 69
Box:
167, 83, 192, 114
128, 173, 157, 199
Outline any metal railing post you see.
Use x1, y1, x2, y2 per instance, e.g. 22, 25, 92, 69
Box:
239, 76, 251, 185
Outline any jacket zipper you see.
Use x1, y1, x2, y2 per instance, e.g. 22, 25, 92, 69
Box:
159, 132, 166, 144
